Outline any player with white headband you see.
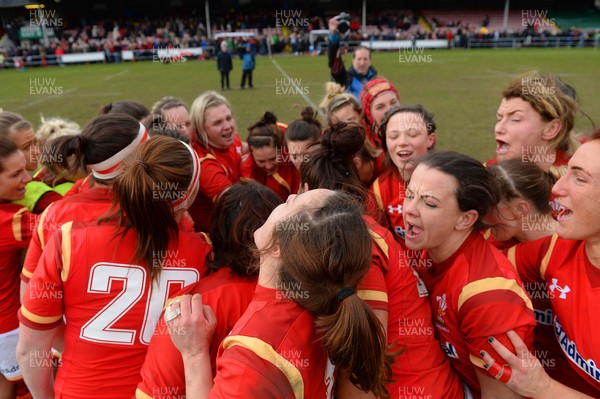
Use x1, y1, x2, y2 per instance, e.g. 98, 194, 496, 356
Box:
21, 114, 150, 296
17, 135, 210, 399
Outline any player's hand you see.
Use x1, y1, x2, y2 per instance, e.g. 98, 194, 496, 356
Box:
328, 17, 339, 35
166, 294, 217, 358
480, 330, 552, 397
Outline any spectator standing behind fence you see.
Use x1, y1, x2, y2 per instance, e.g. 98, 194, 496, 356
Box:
240, 43, 255, 89
216, 41, 233, 91
328, 17, 377, 103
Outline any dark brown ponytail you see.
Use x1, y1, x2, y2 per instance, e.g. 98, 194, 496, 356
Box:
299, 122, 368, 204
274, 192, 391, 397
112, 135, 194, 281
49, 114, 141, 181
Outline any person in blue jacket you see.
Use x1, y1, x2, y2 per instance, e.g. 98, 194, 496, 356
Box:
328, 17, 377, 103
240, 43, 255, 89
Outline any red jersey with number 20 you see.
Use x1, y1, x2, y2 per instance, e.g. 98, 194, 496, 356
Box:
19, 220, 211, 399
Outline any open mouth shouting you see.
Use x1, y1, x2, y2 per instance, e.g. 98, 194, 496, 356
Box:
556, 204, 573, 222
405, 221, 423, 240
496, 139, 510, 157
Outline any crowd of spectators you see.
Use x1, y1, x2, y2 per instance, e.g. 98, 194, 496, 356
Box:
0, 8, 599, 68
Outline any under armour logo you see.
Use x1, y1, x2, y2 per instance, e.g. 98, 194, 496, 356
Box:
549, 278, 571, 299
388, 204, 402, 214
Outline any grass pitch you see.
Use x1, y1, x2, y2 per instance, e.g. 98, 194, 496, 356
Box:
0, 48, 598, 161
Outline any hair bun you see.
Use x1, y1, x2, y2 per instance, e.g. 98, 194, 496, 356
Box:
321, 122, 365, 160
324, 82, 345, 97
262, 111, 278, 125
300, 106, 317, 122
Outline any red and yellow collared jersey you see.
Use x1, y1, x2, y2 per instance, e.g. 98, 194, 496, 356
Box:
369, 168, 406, 242
0, 204, 37, 334
362, 215, 464, 398
62, 175, 93, 199
507, 235, 600, 396
19, 220, 211, 399
209, 285, 335, 398
418, 231, 536, 398
136, 267, 257, 399
239, 154, 300, 202
190, 134, 243, 232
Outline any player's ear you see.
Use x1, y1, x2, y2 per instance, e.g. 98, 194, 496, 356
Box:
541, 119, 561, 142
270, 243, 281, 259
455, 210, 478, 231
426, 132, 436, 150
514, 199, 531, 219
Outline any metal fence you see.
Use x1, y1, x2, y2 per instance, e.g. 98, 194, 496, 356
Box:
466, 35, 600, 48
1, 36, 598, 69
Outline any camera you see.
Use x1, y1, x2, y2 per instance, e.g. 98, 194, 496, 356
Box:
334, 12, 351, 34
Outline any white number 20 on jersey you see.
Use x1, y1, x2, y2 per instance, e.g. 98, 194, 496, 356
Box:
80, 263, 199, 345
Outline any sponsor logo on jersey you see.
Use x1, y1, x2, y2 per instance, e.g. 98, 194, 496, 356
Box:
549, 278, 571, 299
388, 204, 402, 214
554, 316, 600, 382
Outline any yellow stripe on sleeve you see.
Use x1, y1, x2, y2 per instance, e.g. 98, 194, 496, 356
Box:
457, 277, 533, 312
372, 178, 384, 211
368, 228, 389, 258
60, 222, 73, 282
12, 207, 28, 241
21, 267, 33, 279
271, 172, 291, 193
357, 289, 388, 303
222, 335, 304, 399
135, 388, 153, 399
199, 232, 212, 246
506, 245, 517, 269
37, 203, 54, 249
20, 305, 62, 325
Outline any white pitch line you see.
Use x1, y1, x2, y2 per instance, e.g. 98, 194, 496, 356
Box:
103, 68, 130, 80
14, 88, 77, 110
270, 58, 321, 114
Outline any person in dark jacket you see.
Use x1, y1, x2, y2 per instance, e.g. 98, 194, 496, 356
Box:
216, 41, 233, 90
328, 17, 377, 103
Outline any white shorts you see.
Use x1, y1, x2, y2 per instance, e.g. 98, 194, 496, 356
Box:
0, 328, 21, 381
